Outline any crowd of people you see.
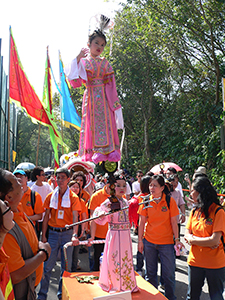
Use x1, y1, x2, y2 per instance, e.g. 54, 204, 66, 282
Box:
0, 164, 224, 300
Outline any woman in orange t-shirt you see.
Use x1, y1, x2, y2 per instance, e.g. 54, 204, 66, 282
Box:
0, 200, 15, 299
138, 175, 183, 300
185, 176, 225, 300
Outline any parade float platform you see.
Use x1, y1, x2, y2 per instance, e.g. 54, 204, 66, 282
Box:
62, 271, 167, 300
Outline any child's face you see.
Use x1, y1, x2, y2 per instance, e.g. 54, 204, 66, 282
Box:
89, 36, 106, 57
115, 179, 126, 198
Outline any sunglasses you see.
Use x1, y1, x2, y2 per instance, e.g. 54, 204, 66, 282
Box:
2, 202, 11, 216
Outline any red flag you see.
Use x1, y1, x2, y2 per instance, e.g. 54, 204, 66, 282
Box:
9, 29, 68, 162
9, 29, 52, 126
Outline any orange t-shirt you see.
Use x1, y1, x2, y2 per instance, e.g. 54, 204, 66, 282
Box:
20, 187, 45, 225
3, 207, 43, 286
43, 190, 81, 228
186, 203, 225, 269
0, 248, 14, 300
81, 190, 90, 204
138, 193, 179, 244
79, 198, 88, 220
89, 186, 109, 238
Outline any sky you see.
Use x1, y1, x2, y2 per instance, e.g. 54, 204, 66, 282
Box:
0, 0, 123, 98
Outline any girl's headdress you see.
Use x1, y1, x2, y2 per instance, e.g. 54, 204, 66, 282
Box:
89, 14, 114, 36
89, 14, 114, 55
114, 171, 126, 182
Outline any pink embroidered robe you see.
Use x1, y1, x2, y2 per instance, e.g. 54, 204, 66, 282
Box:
94, 198, 138, 293
67, 55, 122, 162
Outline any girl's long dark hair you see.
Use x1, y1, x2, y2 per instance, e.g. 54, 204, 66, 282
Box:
192, 176, 220, 218
140, 176, 151, 194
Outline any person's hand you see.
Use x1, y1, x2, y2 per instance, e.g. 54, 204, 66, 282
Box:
71, 236, 79, 246
185, 195, 194, 204
41, 235, 48, 243
184, 233, 194, 245
77, 48, 89, 60
87, 237, 94, 247
180, 215, 186, 224
38, 241, 51, 257
175, 239, 185, 249
51, 176, 56, 187
138, 240, 143, 253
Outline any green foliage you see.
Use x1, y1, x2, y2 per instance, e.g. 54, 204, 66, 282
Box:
107, 0, 225, 185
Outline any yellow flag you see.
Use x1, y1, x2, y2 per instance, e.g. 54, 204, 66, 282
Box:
12, 150, 17, 162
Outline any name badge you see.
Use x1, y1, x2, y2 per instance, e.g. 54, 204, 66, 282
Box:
58, 210, 64, 219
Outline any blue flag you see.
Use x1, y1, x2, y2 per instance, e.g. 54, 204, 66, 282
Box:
59, 55, 81, 130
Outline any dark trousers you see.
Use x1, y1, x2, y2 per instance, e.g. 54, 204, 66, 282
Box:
143, 239, 176, 300
187, 265, 225, 300
35, 221, 42, 240
136, 251, 144, 272
93, 237, 105, 271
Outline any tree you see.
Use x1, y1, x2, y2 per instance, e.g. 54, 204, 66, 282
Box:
16, 110, 54, 166
107, 0, 225, 190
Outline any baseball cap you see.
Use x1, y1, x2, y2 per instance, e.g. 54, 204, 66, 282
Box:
13, 170, 27, 176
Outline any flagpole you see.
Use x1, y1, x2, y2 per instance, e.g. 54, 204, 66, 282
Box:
7, 100, 11, 171
7, 26, 11, 171
61, 120, 64, 155
59, 51, 64, 155
36, 123, 41, 166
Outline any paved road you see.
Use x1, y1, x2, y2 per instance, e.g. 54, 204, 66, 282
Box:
37, 221, 216, 299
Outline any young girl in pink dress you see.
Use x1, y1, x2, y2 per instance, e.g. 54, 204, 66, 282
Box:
92, 173, 138, 293
65, 16, 123, 164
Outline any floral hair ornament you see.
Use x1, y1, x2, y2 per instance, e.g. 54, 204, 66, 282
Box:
114, 171, 126, 182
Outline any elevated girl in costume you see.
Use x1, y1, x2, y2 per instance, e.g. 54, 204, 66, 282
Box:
65, 15, 123, 164
91, 172, 138, 293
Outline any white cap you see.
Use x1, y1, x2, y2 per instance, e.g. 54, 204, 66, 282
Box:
195, 166, 207, 175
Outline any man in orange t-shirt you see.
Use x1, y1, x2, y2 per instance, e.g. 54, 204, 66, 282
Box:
38, 167, 81, 300
13, 170, 44, 226
1, 169, 51, 300
89, 184, 110, 271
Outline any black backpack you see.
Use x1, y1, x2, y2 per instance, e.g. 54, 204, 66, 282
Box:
165, 194, 171, 209
30, 190, 36, 211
